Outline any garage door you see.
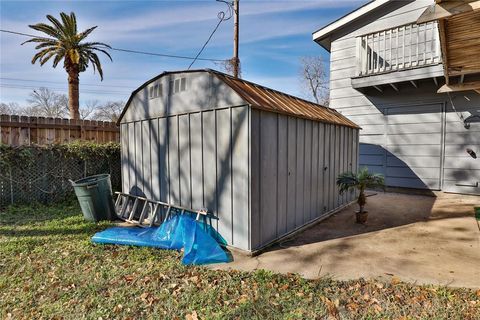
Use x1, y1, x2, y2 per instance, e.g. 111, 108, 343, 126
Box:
443, 104, 480, 195
385, 104, 443, 190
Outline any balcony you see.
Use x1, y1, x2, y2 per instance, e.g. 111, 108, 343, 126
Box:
356, 21, 442, 77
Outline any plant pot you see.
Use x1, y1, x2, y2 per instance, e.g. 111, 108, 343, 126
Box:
356, 211, 368, 224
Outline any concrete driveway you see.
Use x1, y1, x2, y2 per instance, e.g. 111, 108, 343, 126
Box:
213, 192, 480, 288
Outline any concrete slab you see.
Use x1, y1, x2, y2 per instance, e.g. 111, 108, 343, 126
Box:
212, 192, 480, 288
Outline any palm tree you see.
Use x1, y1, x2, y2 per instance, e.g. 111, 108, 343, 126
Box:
337, 167, 385, 223
22, 12, 112, 120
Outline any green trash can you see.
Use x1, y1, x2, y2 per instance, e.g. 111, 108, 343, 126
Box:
71, 174, 116, 222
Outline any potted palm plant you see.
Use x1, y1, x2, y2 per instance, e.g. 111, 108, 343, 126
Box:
336, 167, 385, 224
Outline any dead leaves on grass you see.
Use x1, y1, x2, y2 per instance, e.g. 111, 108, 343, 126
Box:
185, 310, 198, 320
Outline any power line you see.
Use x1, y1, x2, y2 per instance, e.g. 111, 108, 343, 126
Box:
188, 1, 233, 70
0, 29, 228, 62
0, 77, 134, 89
110, 47, 226, 62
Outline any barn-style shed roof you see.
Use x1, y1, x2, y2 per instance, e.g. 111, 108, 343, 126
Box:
118, 69, 360, 129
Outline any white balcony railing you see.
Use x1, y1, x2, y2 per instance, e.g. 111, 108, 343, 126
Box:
357, 21, 442, 77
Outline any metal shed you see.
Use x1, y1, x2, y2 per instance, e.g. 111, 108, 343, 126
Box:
117, 69, 360, 252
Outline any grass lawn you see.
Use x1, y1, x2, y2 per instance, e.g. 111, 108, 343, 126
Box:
1, 201, 479, 319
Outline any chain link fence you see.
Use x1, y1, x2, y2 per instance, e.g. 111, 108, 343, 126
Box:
0, 146, 121, 208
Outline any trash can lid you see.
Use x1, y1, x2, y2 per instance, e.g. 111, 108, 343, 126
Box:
71, 174, 110, 187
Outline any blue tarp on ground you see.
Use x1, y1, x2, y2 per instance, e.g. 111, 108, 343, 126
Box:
91, 215, 231, 265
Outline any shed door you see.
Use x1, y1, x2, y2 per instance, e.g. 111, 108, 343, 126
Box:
385, 104, 443, 190
443, 104, 480, 195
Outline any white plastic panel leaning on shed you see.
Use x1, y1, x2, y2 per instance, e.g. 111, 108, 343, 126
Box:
117, 69, 360, 252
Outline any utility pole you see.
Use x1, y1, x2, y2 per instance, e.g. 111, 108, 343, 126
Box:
233, 0, 240, 78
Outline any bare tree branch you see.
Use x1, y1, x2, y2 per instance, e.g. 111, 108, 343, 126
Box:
24, 87, 69, 117
299, 56, 330, 106
0, 102, 22, 115
80, 100, 99, 120
92, 101, 124, 122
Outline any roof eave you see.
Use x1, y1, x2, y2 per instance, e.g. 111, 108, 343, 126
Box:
312, 0, 392, 49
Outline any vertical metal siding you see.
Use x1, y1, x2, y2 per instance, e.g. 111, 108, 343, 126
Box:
259, 111, 278, 244
167, 116, 180, 204
304, 120, 312, 223
311, 122, 319, 220
329, 125, 336, 211
295, 119, 305, 228
127, 123, 136, 194
286, 116, 297, 232
121, 105, 251, 251
318, 123, 326, 215
215, 108, 233, 245
142, 120, 152, 197
120, 124, 129, 193
323, 124, 331, 213
231, 107, 249, 250
250, 110, 359, 250
150, 119, 160, 201
134, 122, 143, 194
178, 114, 191, 208
202, 111, 218, 230
158, 118, 169, 205
250, 108, 261, 249
190, 112, 203, 210
277, 114, 288, 236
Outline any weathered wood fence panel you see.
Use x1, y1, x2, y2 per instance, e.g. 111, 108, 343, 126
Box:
0, 114, 119, 146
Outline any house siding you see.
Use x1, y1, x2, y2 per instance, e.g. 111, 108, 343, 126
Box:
326, 0, 480, 194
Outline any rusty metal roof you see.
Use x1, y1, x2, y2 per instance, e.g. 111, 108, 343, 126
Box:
118, 69, 360, 129
209, 70, 360, 129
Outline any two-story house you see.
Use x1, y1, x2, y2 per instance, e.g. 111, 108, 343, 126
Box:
313, 0, 480, 195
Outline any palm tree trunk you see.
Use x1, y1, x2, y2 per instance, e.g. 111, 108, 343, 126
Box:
68, 68, 80, 120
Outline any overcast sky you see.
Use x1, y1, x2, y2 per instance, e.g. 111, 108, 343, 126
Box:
0, 0, 365, 107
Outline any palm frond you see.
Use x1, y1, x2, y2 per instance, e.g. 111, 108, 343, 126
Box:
46, 14, 67, 38
88, 52, 104, 80
52, 52, 65, 68
21, 37, 55, 45
80, 41, 112, 49
28, 23, 60, 38
34, 41, 58, 50
31, 48, 52, 64
39, 50, 58, 66
336, 172, 358, 194
77, 26, 97, 42
60, 12, 77, 36
336, 167, 385, 194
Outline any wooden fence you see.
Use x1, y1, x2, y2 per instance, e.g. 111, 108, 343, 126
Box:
0, 114, 119, 146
